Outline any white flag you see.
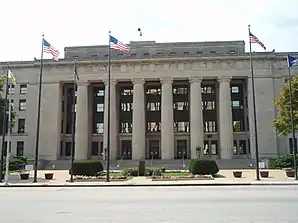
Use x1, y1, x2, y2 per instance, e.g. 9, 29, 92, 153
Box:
8, 69, 16, 84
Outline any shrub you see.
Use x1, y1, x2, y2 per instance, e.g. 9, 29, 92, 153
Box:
160, 167, 166, 173
145, 168, 162, 176
189, 159, 219, 175
70, 160, 103, 176
122, 168, 139, 177
6, 156, 27, 171
269, 154, 298, 169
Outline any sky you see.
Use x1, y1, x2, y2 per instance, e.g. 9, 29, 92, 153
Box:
1, 0, 298, 61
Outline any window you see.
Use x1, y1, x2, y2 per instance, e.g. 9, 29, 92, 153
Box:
120, 122, 132, 133
146, 88, 161, 95
18, 119, 25, 133
233, 120, 244, 132
232, 101, 241, 109
147, 122, 161, 132
173, 87, 188, 95
231, 86, 239, 93
174, 122, 189, 133
16, 141, 24, 156
96, 103, 104, 112
204, 121, 217, 132
121, 102, 133, 112
201, 85, 215, 94
8, 84, 14, 95
96, 123, 104, 133
120, 88, 133, 96
202, 101, 215, 110
144, 52, 150, 56
19, 99, 26, 111
147, 102, 160, 111
96, 90, 104, 96
20, 84, 27, 94
169, 52, 176, 56
173, 102, 188, 111
10, 100, 14, 110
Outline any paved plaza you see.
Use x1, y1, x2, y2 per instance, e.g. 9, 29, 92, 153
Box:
1, 169, 298, 187
1, 186, 298, 222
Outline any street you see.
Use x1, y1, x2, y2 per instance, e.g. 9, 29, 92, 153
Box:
0, 186, 298, 222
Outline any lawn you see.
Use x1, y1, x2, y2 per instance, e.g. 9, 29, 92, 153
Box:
163, 172, 190, 177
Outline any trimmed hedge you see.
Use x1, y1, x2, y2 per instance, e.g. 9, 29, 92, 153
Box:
1, 156, 27, 171
122, 167, 162, 177
189, 159, 219, 175
269, 154, 298, 169
70, 160, 104, 176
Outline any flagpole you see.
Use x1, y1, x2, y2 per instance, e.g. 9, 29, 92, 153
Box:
248, 25, 260, 181
287, 56, 298, 180
0, 63, 9, 182
4, 82, 12, 185
33, 34, 45, 183
106, 31, 111, 182
70, 60, 77, 183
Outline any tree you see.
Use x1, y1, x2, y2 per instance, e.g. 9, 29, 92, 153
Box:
273, 75, 298, 135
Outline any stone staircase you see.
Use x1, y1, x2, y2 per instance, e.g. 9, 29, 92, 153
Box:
40, 158, 256, 170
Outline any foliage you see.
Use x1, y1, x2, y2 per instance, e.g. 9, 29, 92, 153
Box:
273, 75, 298, 135
70, 160, 104, 176
188, 159, 219, 175
269, 154, 298, 169
122, 167, 162, 177
1, 156, 27, 171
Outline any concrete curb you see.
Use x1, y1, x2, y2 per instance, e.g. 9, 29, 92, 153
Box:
1, 182, 298, 188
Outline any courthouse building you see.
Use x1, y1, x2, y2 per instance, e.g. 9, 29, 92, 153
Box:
0, 40, 297, 167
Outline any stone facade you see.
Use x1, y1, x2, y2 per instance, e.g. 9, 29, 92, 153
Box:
0, 40, 297, 162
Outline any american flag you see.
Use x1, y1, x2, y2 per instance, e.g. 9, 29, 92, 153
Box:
43, 39, 60, 61
249, 32, 266, 50
109, 35, 130, 52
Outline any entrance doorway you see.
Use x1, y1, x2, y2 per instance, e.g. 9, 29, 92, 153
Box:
175, 140, 187, 159
203, 140, 218, 158
121, 140, 132, 160
91, 141, 103, 159
148, 140, 160, 159
233, 140, 249, 157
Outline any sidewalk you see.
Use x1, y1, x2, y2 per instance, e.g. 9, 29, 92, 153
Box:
1, 170, 298, 187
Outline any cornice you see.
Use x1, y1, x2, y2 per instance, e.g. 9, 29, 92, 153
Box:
0, 54, 291, 69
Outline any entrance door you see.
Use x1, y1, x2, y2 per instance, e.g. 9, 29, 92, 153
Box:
203, 140, 218, 158
233, 140, 248, 157
149, 140, 160, 159
176, 140, 187, 159
121, 140, 132, 160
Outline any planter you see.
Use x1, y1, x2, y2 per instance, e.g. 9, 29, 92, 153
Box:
44, 173, 54, 180
233, 171, 242, 178
285, 169, 295, 178
260, 171, 269, 178
20, 173, 30, 180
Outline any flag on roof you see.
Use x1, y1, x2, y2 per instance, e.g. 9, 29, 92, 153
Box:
249, 32, 266, 50
43, 39, 60, 61
287, 55, 298, 68
109, 35, 130, 52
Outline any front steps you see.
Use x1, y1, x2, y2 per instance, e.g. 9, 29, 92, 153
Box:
39, 158, 256, 170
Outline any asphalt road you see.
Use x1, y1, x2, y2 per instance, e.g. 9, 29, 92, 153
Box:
0, 186, 297, 222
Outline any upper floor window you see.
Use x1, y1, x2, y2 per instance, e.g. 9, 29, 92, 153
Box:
232, 101, 241, 109
96, 89, 104, 97
96, 123, 104, 134
19, 99, 26, 111
120, 88, 133, 96
231, 86, 239, 93
146, 88, 161, 95
121, 102, 133, 112
20, 84, 27, 94
202, 101, 216, 110
201, 85, 215, 94
174, 122, 189, 133
147, 122, 161, 132
8, 84, 14, 95
120, 122, 132, 133
173, 102, 188, 111
147, 102, 160, 111
173, 87, 188, 95
204, 121, 217, 133
96, 103, 104, 112
18, 119, 25, 133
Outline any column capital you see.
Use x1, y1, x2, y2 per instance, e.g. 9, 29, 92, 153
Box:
160, 77, 173, 84
218, 76, 232, 83
131, 78, 145, 85
103, 79, 117, 85
189, 76, 203, 84
76, 81, 89, 86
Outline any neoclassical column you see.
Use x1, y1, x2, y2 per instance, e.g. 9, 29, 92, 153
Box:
247, 77, 256, 159
218, 77, 234, 159
161, 77, 174, 160
75, 82, 89, 160
189, 77, 204, 159
103, 79, 118, 160
132, 78, 146, 160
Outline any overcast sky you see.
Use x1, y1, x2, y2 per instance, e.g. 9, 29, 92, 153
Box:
1, 0, 297, 61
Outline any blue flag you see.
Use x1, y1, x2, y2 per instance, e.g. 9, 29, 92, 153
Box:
287, 55, 298, 67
